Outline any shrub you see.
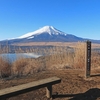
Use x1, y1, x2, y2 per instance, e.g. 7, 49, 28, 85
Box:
74, 42, 85, 69
0, 57, 11, 78
12, 58, 28, 77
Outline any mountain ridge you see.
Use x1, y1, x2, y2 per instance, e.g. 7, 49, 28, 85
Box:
17, 26, 67, 39
0, 26, 100, 44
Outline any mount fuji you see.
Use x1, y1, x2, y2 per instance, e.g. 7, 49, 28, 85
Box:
12, 25, 83, 42
0, 26, 100, 44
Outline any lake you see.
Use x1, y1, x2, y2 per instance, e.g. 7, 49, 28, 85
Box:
0, 53, 42, 62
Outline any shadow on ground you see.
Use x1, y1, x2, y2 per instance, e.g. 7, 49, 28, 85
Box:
52, 88, 100, 100
91, 74, 100, 77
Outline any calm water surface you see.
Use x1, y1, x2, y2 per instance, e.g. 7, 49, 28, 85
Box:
0, 53, 42, 62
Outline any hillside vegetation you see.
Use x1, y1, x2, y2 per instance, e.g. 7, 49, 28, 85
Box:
0, 42, 100, 78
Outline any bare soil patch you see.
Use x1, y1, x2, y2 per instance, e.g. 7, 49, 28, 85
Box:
0, 69, 100, 100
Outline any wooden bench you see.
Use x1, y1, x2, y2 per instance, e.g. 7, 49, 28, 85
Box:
0, 77, 61, 100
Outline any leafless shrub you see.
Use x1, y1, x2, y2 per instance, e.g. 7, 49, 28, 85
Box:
12, 58, 29, 77
73, 42, 85, 69
0, 41, 100, 79
91, 51, 100, 68
0, 57, 11, 78
12, 57, 45, 77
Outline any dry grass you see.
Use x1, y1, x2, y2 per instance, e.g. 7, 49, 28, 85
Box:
74, 42, 85, 69
0, 57, 11, 78
12, 42, 77, 48
0, 42, 100, 78
11, 57, 45, 77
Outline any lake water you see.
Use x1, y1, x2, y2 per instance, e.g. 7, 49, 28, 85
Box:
0, 53, 42, 62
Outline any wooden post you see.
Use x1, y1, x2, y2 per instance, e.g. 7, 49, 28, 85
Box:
85, 40, 91, 78
46, 85, 52, 98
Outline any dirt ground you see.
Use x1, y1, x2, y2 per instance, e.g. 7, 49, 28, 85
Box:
0, 69, 100, 100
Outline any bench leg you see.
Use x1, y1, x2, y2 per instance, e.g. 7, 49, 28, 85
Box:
46, 85, 52, 98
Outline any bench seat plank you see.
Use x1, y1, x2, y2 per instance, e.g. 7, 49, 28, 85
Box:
0, 77, 61, 99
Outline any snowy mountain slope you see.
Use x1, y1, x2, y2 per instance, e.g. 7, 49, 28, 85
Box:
1, 25, 100, 44
9, 25, 83, 42
18, 26, 67, 39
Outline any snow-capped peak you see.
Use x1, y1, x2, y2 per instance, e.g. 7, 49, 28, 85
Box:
18, 26, 67, 39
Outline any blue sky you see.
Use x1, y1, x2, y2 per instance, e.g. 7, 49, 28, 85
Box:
0, 0, 100, 40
